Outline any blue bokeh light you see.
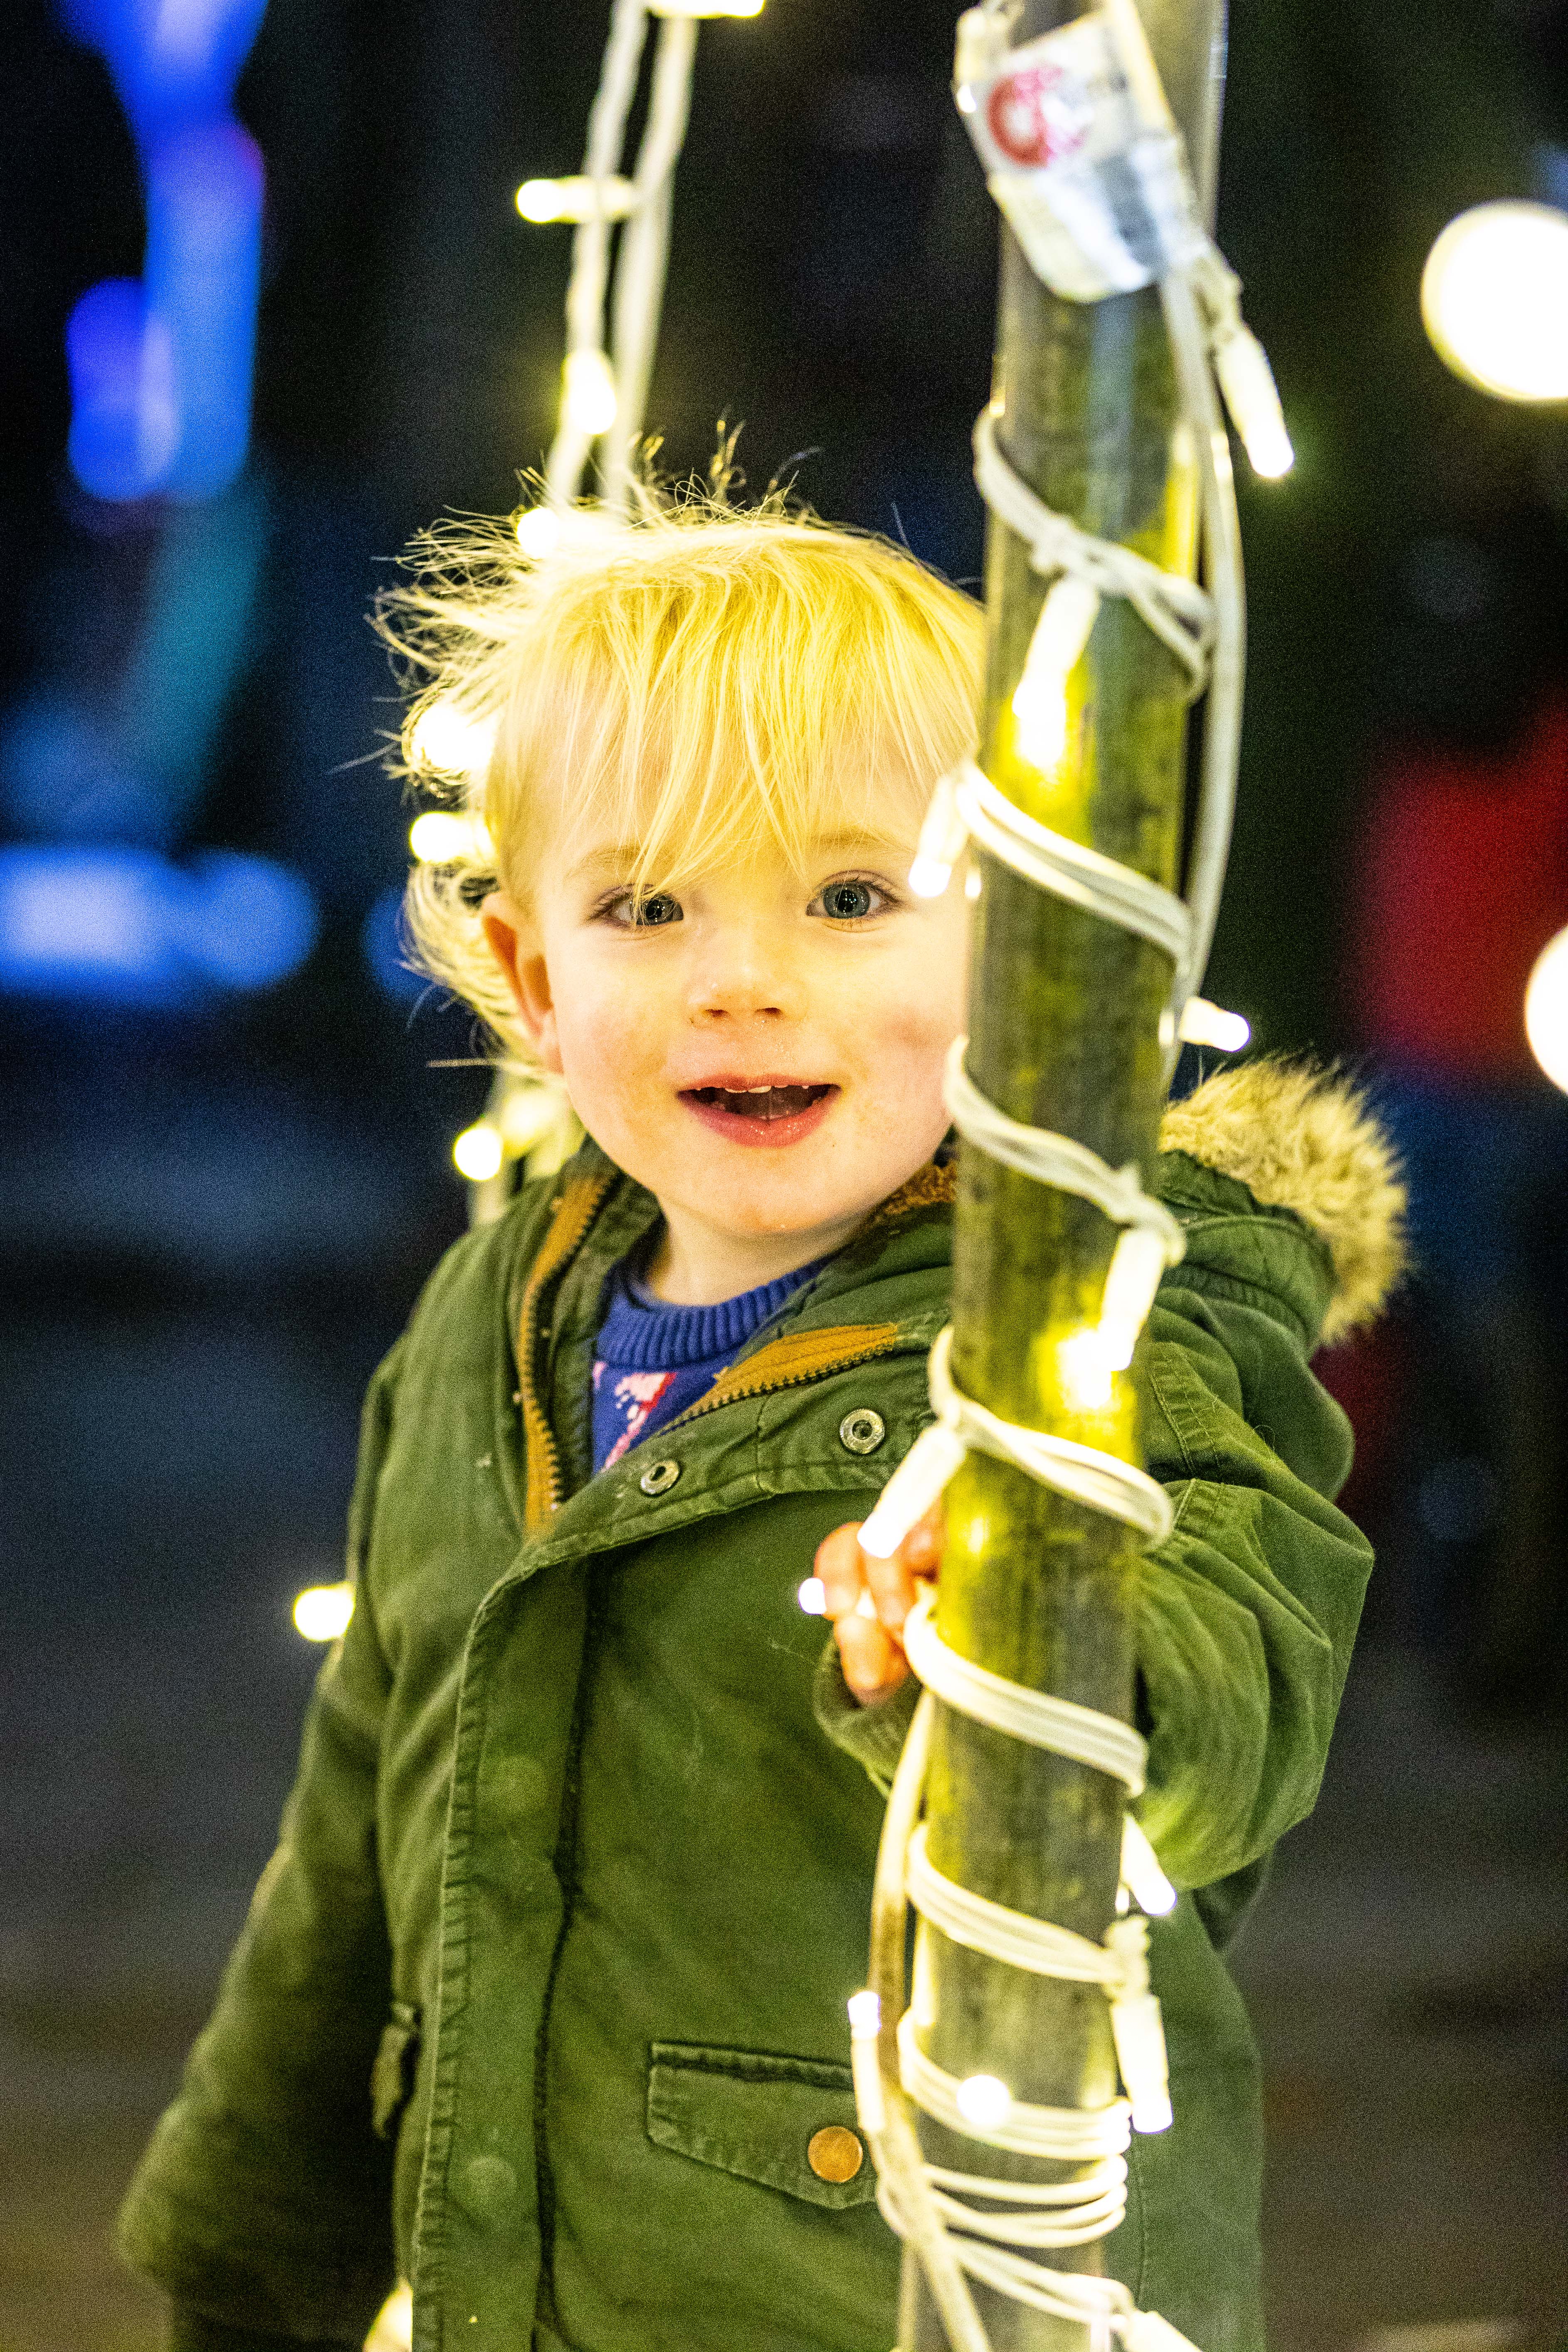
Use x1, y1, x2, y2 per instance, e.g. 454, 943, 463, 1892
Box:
58, 0, 268, 503
362, 884, 428, 1007
0, 844, 318, 1006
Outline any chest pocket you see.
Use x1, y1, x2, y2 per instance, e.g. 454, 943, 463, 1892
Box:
647, 2041, 876, 2210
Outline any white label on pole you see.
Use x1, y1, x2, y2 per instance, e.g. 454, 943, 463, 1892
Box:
957, 13, 1204, 303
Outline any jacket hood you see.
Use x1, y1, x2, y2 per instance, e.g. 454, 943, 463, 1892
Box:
1159, 1059, 1407, 1347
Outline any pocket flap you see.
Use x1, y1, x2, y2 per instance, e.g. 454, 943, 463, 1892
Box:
647, 2041, 876, 2210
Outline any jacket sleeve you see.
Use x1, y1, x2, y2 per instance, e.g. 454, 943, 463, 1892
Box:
118, 1345, 406, 2350
1133, 1249, 1370, 1891
815, 1182, 1374, 1901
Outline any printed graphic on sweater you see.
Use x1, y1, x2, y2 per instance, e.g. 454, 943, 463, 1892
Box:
594, 1362, 678, 1466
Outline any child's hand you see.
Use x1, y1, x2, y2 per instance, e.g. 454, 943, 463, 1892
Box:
812, 1507, 943, 1707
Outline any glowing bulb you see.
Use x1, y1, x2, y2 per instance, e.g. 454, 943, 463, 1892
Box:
1121, 1815, 1177, 1916
366, 2284, 413, 2352
1212, 326, 1294, 477
410, 700, 496, 779
955, 2073, 1013, 2130
857, 1422, 966, 1557
1422, 201, 1568, 403
1525, 924, 1568, 1092
847, 1989, 881, 2039
409, 811, 489, 864
515, 174, 637, 224
496, 1082, 565, 1153
1058, 1328, 1114, 1412
515, 505, 562, 559
563, 349, 617, 436
797, 1576, 827, 1615
1178, 997, 1250, 1053
294, 1582, 354, 1641
1097, 1227, 1169, 1372
909, 768, 968, 899
1011, 577, 1100, 772
453, 1122, 504, 1182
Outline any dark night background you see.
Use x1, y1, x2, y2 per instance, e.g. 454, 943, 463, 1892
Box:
3, 2, 1567, 2347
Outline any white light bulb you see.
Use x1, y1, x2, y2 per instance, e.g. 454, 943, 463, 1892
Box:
1525, 925, 1568, 1093
563, 349, 618, 437
516, 178, 568, 222
1011, 577, 1100, 773
1120, 1814, 1177, 1917
410, 700, 496, 780
1212, 326, 1294, 478
452, 1123, 504, 1182
516, 505, 563, 560
857, 1422, 966, 1558
796, 1576, 827, 1616
1057, 1328, 1114, 1412
294, 1582, 354, 1642
1422, 201, 1568, 404
1097, 1227, 1168, 1372
409, 811, 486, 865
847, 1989, 881, 2039
1177, 997, 1251, 1053
955, 2073, 1013, 2130
496, 1082, 565, 1153
909, 768, 968, 899
514, 175, 638, 224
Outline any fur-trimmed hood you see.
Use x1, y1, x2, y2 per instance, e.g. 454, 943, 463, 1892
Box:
1159, 1059, 1407, 1348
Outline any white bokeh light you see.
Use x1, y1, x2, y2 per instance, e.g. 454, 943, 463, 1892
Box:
1422, 201, 1568, 403
1525, 925, 1568, 1093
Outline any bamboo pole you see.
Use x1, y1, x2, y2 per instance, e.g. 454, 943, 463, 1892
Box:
904, 7, 1227, 2349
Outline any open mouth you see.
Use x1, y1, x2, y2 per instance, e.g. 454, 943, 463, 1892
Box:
684, 1083, 834, 1122
678, 1080, 840, 1147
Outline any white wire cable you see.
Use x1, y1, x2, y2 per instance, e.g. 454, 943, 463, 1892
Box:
948, 754, 1195, 969
601, 10, 699, 511
943, 1039, 1185, 1258
854, 1700, 1190, 2352
901, 1583, 1150, 1785
544, 0, 651, 508
971, 404, 1213, 689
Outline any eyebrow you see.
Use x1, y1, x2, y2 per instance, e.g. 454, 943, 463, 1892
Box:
562, 830, 911, 886
562, 844, 647, 885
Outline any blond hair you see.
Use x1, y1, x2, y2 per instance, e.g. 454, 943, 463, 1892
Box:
379, 494, 984, 1069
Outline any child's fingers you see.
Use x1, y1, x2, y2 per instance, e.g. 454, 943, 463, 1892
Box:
901, 1504, 945, 1570
834, 1607, 909, 1706
813, 1521, 871, 1620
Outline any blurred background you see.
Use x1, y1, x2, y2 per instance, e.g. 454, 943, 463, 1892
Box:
2, 0, 1567, 2346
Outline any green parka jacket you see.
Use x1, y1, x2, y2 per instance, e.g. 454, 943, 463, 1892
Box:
120, 1061, 1404, 2352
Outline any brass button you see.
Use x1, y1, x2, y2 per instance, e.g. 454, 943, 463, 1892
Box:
806, 2124, 864, 2184
838, 1409, 886, 1456
638, 1458, 681, 1497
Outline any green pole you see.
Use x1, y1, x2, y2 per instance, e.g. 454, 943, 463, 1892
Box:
904, 7, 1227, 2349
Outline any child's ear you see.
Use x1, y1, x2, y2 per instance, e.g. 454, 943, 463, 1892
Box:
480, 891, 563, 1075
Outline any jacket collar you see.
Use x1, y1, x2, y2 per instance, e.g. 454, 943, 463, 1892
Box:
509, 1142, 956, 1534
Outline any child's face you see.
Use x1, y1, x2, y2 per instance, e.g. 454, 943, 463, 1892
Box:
484, 797, 968, 1277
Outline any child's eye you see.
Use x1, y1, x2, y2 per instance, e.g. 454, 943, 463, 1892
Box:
603, 891, 683, 929
811, 876, 889, 924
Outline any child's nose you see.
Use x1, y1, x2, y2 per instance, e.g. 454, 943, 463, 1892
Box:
686, 936, 805, 1022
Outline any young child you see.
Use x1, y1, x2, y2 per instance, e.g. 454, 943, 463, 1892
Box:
120, 504, 1404, 2352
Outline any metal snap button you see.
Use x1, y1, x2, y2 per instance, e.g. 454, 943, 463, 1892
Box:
638, 1458, 681, 1497
838, 1408, 887, 1456
807, 2124, 864, 2183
